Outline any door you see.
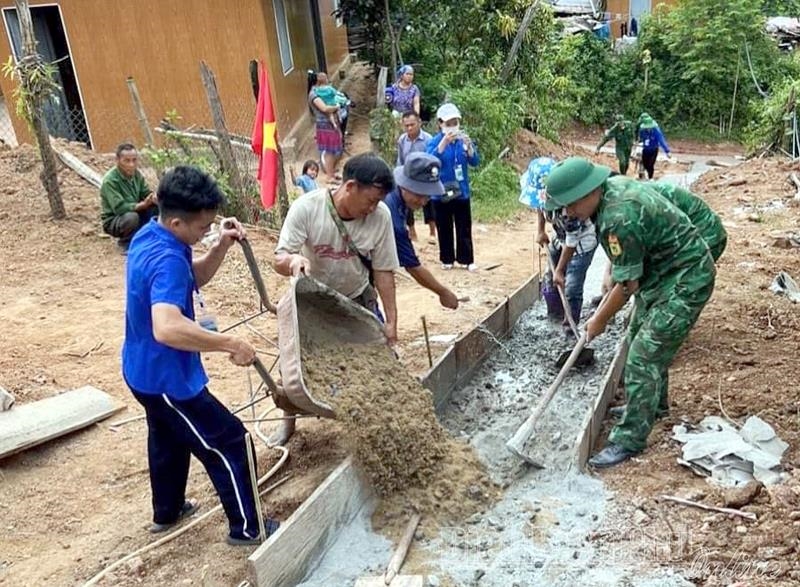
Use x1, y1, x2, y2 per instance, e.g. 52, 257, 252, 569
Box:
3, 5, 90, 146
629, 0, 651, 35
309, 0, 327, 72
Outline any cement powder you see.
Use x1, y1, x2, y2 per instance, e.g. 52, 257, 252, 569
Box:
302, 341, 496, 524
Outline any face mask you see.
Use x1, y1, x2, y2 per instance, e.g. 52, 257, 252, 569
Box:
445, 124, 460, 136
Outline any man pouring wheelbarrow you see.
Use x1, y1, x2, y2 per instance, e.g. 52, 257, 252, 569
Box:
544, 157, 717, 468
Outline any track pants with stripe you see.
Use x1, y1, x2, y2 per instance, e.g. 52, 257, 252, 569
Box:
131, 387, 259, 540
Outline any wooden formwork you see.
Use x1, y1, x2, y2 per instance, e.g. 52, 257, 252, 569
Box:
248, 274, 542, 587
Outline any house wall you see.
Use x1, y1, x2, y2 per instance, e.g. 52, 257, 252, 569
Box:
606, 0, 678, 38
0, 0, 350, 152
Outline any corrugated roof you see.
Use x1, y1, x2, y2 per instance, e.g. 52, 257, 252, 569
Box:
546, 0, 598, 15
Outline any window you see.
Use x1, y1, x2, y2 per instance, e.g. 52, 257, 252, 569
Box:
273, 0, 294, 74
333, 0, 343, 27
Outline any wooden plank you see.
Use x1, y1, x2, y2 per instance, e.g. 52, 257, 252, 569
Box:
0, 386, 120, 460
376, 66, 388, 108
574, 338, 629, 469
53, 147, 102, 188
424, 273, 540, 413
248, 457, 372, 587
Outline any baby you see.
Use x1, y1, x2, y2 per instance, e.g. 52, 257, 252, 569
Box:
315, 82, 351, 130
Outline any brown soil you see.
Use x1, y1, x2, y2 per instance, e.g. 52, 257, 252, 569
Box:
593, 158, 800, 586
303, 342, 497, 531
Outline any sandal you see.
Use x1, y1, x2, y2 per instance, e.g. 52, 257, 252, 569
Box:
149, 499, 200, 533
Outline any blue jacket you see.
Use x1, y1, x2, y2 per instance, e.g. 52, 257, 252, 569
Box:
639, 126, 670, 155
426, 132, 480, 200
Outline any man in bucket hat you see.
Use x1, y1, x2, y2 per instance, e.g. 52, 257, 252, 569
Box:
545, 157, 716, 468
386, 152, 459, 309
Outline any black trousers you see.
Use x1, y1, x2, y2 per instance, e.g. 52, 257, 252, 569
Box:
103, 208, 156, 242
641, 149, 658, 179
433, 198, 474, 265
131, 387, 260, 540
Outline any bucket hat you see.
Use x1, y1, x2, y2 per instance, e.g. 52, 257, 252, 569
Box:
393, 152, 445, 197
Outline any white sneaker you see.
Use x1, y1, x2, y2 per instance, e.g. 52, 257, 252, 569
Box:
467, 263, 479, 272
442, 264, 453, 270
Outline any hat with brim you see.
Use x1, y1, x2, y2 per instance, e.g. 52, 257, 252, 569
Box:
394, 152, 445, 197
639, 115, 657, 129
436, 102, 461, 122
544, 157, 611, 211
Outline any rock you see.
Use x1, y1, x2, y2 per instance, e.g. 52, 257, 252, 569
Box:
723, 481, 762, 508
633, 509, 650, 525
534, 560, 544, 568
473, 569, 485, 582
427, 576, 440, 587
735, 525, 747, 534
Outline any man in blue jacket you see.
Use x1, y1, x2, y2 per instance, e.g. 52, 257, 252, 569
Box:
427, 103, 480, 271
385, 152, 459, 309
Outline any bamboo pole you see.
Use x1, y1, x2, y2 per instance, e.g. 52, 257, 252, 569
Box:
126, 77, 156, 148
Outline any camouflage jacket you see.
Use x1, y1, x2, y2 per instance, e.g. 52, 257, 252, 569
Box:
597, 121, 635, 153
596, 176, 715, 305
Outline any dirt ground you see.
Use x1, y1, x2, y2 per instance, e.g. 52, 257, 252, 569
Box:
592, 158, 800, 586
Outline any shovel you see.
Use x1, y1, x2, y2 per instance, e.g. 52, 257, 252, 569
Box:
544, 250, 594, 368
506, 331, 590, 467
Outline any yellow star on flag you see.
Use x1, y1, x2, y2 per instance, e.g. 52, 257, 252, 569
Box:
263, 122, 277, 152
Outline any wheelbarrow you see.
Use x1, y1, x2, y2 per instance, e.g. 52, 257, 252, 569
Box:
272, 275, 388, 419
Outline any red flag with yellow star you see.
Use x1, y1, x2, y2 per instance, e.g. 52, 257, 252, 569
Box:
251, 61, 278, 209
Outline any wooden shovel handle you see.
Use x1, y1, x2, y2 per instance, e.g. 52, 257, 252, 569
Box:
544, 248, 578, 337
507, 332, 588, 455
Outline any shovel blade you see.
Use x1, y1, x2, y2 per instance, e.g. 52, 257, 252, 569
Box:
555, 347, 594, 369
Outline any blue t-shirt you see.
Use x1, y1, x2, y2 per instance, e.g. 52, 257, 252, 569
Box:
384, 189, 421, 269
295, 174, 318, 194
122, 219, 208, 399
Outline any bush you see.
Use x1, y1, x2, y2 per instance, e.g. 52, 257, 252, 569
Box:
444, 84, 530, 161
470, 160, 521, 223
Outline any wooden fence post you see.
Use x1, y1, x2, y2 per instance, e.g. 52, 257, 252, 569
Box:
14, 0, 65, 219
125, 77, 155, 147
199, 61, 246, 198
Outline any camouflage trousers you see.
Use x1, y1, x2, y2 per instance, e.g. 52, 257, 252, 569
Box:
615, 146, 632, 176
609, 259, 716, 452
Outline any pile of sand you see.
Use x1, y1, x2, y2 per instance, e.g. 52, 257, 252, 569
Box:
302, 341, 497, 524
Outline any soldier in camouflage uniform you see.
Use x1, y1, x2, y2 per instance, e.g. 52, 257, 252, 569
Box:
545, 157, 717, 468
605, 176, 727, 421
596, 115, 636, 176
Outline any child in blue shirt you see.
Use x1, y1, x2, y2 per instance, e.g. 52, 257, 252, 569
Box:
295, 160, 320, 193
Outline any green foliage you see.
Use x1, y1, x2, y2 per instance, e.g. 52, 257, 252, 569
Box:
470, 160, 521, 223
762, 0, 800, 14
445, 84, 528, 161
2, 55, 61, 129
368, 107, 401, 163
743, 76, 800, 154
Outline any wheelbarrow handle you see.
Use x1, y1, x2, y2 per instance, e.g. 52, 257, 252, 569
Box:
238, 238, 277, 314
252, 356, 279, 395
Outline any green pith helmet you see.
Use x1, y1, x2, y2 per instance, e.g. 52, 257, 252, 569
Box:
638, 112, 657, 128
544, 157, 611, 211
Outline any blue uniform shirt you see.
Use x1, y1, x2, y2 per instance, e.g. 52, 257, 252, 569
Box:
295, 174, 318, 194
122, 219, 209, 399
384, 189, 421, 269
426, 132, 480, 201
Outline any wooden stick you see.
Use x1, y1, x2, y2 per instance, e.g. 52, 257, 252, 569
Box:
545, 251, 578, 337
384, 513, 421, 585
659, 494, 757, 521
53, 146, 102, 188
153, 126, 251, 149
126, 76, 156, 148
245, 433, 267, 542
506, 332, 588, 466
421, 317, 433, 368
